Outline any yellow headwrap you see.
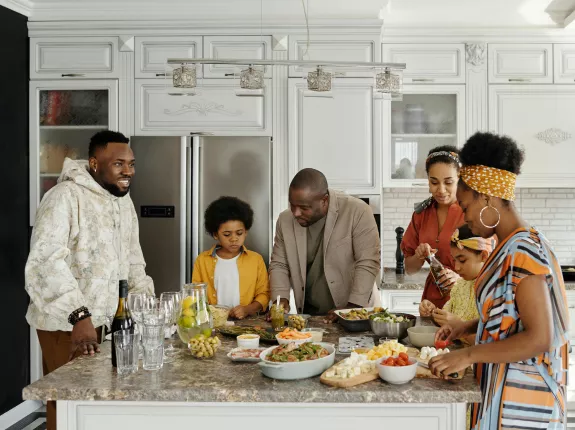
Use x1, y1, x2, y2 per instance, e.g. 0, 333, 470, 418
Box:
450, 229, 496, 254
459, 165, 517, 201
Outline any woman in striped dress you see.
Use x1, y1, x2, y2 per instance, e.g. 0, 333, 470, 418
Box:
429, 132, 569, 429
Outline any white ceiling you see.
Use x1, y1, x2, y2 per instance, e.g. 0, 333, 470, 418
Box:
2, 0, 575, 28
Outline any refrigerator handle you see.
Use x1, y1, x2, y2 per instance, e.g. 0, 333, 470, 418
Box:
191, 136, 201, 269
183, 137, 192, 285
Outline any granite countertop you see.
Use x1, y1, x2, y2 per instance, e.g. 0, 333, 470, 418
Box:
23, 317, 481, 404
380, 268, 575, 291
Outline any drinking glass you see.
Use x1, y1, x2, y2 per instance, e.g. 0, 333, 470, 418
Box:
113, 331, 139, 375
142, 304, 166, 371
160, 292, 182, 360
128, 293, 155, 356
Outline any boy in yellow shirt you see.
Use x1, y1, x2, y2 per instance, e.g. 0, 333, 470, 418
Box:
192, 196, 270, 319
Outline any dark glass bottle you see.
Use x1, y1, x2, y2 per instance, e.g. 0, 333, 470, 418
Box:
425, 254, 447, 297
111, 280, 134, 367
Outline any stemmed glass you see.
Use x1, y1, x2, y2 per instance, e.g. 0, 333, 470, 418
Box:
127, 293, 155, 356
160, 292, 182, 360
104, 301, 117, 341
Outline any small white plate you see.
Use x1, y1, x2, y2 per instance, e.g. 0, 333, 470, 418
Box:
227, 347, 266, 363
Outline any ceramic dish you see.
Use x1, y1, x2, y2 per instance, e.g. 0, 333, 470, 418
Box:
258, 342, 336, 380
227, 347, 266, 363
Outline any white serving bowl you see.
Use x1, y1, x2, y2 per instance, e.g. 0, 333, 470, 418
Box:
407, 326, 439, 348
301, 328, 326, 342
376, 356, 418, 384
275, 333, 313, 346
237, 334, 260, 349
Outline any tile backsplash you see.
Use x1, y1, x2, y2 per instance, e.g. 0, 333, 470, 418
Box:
381, 188, 575, 268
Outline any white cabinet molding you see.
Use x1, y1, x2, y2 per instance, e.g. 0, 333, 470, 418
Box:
30, 37, 119, 79
203, 36, 272, 78
466, 43, 488, 137
135, 36, 203, 79
289, 35, 378, 77
118, 51, 135, 136
553, 44, 575, 83
488, 44, 553, 84
119, 36, 135, 53
382, 44, 466, 84
135, 79, 271, 136
288, 78, 382, 194
489, 85, 575, 188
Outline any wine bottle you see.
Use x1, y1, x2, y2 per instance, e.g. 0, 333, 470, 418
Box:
111, 280, 134, 367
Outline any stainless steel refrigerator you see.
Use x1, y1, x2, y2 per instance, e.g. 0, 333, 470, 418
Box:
130, 135, 272, 296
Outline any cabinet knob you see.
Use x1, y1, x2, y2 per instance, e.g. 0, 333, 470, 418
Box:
411, 183, 427, 187
412, 78, 434, 82
508, 78, 531, 83
61, 73, 85, 77
412, 302, 420, 305
569, 305, 575, 309
155, 73, 167, 77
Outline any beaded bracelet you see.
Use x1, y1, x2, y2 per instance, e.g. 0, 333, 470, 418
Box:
68, 306, 92, 326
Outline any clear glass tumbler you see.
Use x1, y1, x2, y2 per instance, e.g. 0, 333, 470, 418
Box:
113, 331, 139, 375
142, 306, 166, 371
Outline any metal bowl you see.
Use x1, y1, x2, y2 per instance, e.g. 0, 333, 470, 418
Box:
369, 313, 416, 339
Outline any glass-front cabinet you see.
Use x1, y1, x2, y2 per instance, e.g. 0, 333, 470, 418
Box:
29, 80, 118, 225
382, 85, 466, 187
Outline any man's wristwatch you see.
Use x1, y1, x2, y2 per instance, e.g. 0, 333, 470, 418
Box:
68, 306, 92, 326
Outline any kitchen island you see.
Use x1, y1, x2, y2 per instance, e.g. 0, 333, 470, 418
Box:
23, 318, 480, 430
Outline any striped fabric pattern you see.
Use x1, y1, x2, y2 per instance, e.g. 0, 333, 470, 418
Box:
471, 228, 569, 430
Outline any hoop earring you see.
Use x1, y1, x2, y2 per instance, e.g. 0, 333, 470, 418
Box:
480, 205, 500, 229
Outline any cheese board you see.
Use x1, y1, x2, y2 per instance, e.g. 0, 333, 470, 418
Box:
406, 348, 465, 380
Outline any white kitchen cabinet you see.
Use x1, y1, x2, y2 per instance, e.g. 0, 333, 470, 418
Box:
382, 84, 466, 188
554, 44, 575, 83
29, 80, 118, 225
288, 35, 378, 78
489, 85, 575, 188
135, 36, 203, 79
203, 36, 271, 78
380, 290, 422, 316
30, 37, 119, 79
488, 44, 553, 84
288, 78, 382, 194
135, 79, 271, 136
382, 44, 465, 84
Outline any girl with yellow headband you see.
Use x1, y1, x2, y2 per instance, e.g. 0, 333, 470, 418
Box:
429, 132, 569, 430
422, 225, 496, 343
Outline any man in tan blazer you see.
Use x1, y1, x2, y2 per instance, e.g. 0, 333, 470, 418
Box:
270, 168, 381, 320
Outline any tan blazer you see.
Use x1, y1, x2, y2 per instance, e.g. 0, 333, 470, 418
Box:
270, 190, 381, 313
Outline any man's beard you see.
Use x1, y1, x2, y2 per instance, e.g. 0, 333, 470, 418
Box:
102, 181, 130, 197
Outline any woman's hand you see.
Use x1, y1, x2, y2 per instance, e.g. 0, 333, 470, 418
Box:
434, 319, 473, 344
419, 299, 436, 317
414, 243, 436, 261
428, 348, 473, 379
432, 308, 461, 327
436, 268, 460, 291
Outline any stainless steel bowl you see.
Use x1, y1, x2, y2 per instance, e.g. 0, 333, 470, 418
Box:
369, 313, 416, 339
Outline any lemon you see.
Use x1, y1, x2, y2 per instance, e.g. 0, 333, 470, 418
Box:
202, 328, 212, 337
196, 309, 210, 324
182, 296, 198, 309
179, 315, 196, 329
182, 308, 196, 317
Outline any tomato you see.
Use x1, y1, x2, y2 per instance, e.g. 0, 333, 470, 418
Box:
398, 352, 409, 361
435, 339, 449, 349
384, 358, 395, 366
396, 358, 407, 367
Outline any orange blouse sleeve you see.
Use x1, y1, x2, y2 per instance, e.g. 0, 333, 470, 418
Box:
401, 212, 421, 258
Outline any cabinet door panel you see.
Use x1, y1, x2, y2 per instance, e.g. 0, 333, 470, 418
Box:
203, 36, 271, 78
489, 85, 575, 187
288, 79, 381, 194
488, 44, 552, 84
135, 37, 203, 78
135, 79, 271, 135
554, 44, 575, 83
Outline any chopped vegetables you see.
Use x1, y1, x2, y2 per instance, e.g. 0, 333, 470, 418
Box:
339, 307, 384, 320
370, 309, 412, 323
325, 352, 375, 379
267, 343, 329, 362
276, 328, 312, 340
364, 340, 407, 361
382, 353, 412, 367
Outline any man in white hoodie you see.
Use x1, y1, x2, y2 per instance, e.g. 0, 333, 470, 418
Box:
25, 130, 154, 428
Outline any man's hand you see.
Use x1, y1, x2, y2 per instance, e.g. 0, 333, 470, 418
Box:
324, 302, 361, 324
265, 298, 290, 321
69, 317, 100, 360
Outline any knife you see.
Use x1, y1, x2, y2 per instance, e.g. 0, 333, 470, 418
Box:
418, 361, 459, 379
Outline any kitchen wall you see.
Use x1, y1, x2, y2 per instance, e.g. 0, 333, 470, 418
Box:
0, 5, 30, 416
381, 188, 575, 268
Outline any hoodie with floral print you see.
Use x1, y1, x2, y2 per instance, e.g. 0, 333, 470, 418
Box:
25, 158, 154, 331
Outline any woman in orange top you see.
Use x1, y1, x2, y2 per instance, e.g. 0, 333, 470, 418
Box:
192, 196, 270, 319
401, 146, 465, 312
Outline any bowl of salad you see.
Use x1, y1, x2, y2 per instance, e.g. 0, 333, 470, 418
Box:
369, 311, 416, 339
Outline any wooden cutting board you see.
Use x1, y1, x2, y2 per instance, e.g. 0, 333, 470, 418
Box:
320, 361, 379, 388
